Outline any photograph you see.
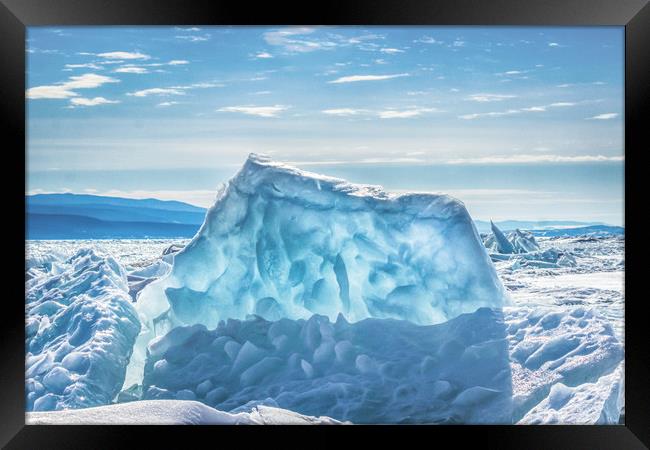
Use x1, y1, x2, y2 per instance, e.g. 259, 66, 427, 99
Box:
25, 25, 625, 425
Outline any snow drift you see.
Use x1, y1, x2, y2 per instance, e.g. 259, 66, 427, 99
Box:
26, 249, 140, 411
26, 400, 343, 425
141, 308, 512, 424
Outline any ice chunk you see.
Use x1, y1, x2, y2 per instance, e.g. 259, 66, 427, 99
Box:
490, 221, 516, 254
130, 154, 505, 385
484, 225, 540, 255
141, 308, 512, 424
25, 249, 141, 411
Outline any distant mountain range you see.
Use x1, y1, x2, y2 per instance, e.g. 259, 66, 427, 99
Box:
25, 193, 623, 240
26, 193, 206, 239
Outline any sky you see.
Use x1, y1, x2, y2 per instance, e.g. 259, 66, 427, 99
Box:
26, 26, 624, 224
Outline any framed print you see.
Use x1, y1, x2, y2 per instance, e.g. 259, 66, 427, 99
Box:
1, 0, 648, 448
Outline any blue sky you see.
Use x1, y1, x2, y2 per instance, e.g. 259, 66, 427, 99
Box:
26, 26, 624, 224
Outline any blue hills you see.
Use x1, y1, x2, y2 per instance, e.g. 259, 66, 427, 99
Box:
26, 193, 623, 240
26, 193, 207, 239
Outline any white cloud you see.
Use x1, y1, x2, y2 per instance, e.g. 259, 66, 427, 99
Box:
414, 36, 443, 44
548, 42, 561, 47
452, 40, 465, 47
27, 73, 120, 99
328, 73, 409, 84
69, 97, 120, 106
379, 48, 404, 54
64, 63, 103, 70
127, 88, 185, 97
322, 107, 438, 119
446, 154, 623, 164
459, 109, 521, 120
175, 27, 201, 32
466, 93, 516, 102
460, 101, 578, 119
114, 66, 149, 74
27, 85, 78, 99
263, 27, 334, 53
97, 51, 150, 60
216, 105, 289, 117
175, 34, 211, 42
157, 101, 180, 107
322, 108, 365, 116
255, 52, 273, 59
168, 60, 189, 65
586, 113, 619, 120
378, 108, 437, 119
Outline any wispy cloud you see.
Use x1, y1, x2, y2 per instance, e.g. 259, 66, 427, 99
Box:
322, 107, 438, 119
459, 101, 576, 120
328, 73, 409, 84
127, 88, 185, 97
255, 52, 273, 59
69, 97, 120, 107
263, 27, 384, 53
64, 63, 103, 71
378, 108, 437, 119
175, 34, 211, 42
379, 48, 404, 54
114, 66, 149, 74
446, 154, 624, 164
96, 51, 150, 60
586, 113, 619, 120
414, 36, 443, 45
322, 108, 365, 116
168, 60, 189, 65
157, 101, 180, 107
466, 93, 516, 102
263, 27, 332, 53
216, 105, 290, 117
27, 73, 120, 99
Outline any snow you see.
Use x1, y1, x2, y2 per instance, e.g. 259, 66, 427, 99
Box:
26, 400, 343, 425
25, 249, 141, 411
130, 154, 505, 386
505, 306, 623, 422
520, 363, 624, 424
141, 308, 513, 424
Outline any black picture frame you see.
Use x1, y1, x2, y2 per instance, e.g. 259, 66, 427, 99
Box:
2, 0, 647, 448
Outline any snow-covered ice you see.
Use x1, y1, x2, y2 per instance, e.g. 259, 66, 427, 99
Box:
519, 362, 624, 424
26, 400, 343, 425
25, 249, 141, 411
141, 308, 512, 424
504, 306, 623, 422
